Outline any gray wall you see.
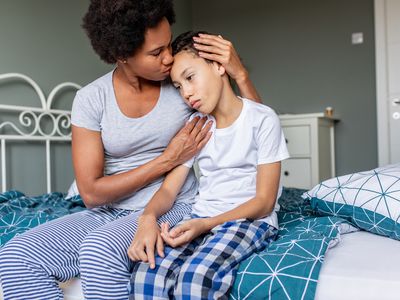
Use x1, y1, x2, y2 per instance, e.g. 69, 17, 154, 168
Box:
0, 0, 111, 195
0, 0, 377, 195
0, 0, 192, 195
191, 0, 377, 176
173, 0, 193, 35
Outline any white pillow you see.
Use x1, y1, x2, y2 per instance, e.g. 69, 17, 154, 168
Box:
303, 163, 400, 240
66, 180, 79, 198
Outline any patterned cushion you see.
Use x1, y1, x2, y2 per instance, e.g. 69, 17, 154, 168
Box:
303, 163, 400, 240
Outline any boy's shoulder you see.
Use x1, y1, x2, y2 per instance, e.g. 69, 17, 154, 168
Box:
241, 97, 280, 121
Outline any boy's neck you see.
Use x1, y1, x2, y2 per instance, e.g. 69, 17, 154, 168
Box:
210, 84, 243, 129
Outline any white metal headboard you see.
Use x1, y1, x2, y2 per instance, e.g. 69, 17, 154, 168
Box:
0, 73, 81, 193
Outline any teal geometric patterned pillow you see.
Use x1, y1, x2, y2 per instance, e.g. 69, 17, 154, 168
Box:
303, 163, 400, 240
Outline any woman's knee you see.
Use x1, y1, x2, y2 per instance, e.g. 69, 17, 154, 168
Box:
79, 230, 125, 266
0, 237, 34, 273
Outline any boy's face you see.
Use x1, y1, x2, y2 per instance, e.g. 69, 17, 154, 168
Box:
170, 51, 223, 114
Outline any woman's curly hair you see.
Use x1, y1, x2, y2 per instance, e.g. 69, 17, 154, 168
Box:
82, 0, 175, 64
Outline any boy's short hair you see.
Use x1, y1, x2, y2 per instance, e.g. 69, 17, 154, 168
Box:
172, 31, 212, 63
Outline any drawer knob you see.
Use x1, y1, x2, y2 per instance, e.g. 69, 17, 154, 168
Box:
285, 138, 289, 144
284, 171, 290, 176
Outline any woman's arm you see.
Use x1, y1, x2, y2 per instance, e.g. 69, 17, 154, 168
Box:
127, 165, 190, 269
72, 116, 211, 208
161, 162, 281, 247
192, 33, 262, 103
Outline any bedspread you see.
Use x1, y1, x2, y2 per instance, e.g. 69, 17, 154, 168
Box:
0, 190, 85, 247
0, 188, 353, 300
230, 188, 353, 300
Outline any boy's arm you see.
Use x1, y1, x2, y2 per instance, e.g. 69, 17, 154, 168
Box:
127, 165, 190, 268
142, 165, 191, 219
193, 33, 262, 103
161, 162, 281, 247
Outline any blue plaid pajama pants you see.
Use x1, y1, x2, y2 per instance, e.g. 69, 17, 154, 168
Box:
129, 217, 278, 300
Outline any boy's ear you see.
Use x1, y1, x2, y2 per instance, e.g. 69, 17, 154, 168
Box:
212, 61, 226, 76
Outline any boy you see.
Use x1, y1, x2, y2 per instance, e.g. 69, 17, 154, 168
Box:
128, 31, 289, 299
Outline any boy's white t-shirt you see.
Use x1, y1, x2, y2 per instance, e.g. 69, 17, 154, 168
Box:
184, 97, 290, 229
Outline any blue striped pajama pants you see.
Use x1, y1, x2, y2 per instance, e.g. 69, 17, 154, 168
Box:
129, 217, 278, 300
0, 202, 191, 300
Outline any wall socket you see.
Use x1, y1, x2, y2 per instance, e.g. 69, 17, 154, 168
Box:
352, 32, 364, 44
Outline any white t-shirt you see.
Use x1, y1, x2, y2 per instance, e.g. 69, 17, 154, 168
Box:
184, 97, 290, 229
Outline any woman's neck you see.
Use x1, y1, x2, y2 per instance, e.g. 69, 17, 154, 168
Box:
114, 64, 158, 93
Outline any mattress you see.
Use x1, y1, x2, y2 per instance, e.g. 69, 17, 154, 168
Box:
315, 231, 400, 300
2, 231, 400, 300
0, 277, 81, 300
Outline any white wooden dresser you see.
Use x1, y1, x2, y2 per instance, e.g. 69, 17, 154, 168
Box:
278, 113, 338, 189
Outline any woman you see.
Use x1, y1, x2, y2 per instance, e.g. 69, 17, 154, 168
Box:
0, 1, 260, 299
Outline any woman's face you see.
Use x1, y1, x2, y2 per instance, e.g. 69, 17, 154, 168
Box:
126, 17, 173, 81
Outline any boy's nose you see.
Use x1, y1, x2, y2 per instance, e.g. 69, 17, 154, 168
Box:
183, 88, 193, 100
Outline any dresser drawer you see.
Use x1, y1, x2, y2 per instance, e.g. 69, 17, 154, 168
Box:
281, 158, 312, 189
282, 126, 311, 156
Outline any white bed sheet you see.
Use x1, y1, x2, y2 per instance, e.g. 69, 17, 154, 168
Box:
0, 276, 84, 300
2, 231, 400, 300
315, 231, 400, 300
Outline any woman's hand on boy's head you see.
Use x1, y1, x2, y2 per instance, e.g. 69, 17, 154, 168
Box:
160, 219, 211, 248
192, 33, 248, 82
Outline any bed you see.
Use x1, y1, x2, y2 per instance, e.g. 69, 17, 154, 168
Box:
1, 73, 400, 300
57, 230, 400, 300
316, 231, 400, 300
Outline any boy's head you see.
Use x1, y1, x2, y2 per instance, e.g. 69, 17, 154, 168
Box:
171, 31, 230, 114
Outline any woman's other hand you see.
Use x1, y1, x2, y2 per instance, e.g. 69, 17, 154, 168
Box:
163, 116, 212, 166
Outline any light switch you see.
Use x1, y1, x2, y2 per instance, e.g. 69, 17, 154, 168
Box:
352, 32, 363, 44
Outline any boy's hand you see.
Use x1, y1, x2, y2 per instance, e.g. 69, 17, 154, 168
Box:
192, 33, 248, 83
160, 219, 211, 248
127, 215, 164, 269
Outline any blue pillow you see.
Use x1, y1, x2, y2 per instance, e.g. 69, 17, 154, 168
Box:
303, 164, 400, 240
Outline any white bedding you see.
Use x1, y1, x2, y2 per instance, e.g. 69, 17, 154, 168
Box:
315, 231, 400, 300
2, 231, 400, 300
